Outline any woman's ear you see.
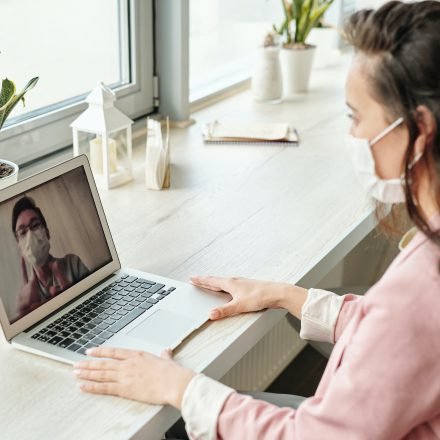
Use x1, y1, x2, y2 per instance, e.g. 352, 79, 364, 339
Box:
414, 105, 437, 157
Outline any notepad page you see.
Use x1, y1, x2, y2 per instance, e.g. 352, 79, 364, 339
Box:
210, 122, 289, 141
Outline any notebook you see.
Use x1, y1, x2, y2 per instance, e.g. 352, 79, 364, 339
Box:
0, 155, 228, 364
202, 121, 299, 146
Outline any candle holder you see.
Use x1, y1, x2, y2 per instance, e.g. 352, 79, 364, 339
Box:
71, 82, 133, 189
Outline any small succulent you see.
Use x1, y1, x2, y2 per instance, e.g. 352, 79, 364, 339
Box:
0, 77, 39, 131
262, 32, 280, 48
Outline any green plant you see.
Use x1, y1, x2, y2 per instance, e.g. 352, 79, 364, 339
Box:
0, 77, 39, 130
274, 0, 334, 46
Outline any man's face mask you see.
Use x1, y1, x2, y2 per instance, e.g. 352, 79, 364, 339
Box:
346, 117, 420, 204
18, 226, 50, 267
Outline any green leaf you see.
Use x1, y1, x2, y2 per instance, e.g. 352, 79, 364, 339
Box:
282, 0, 292, 20
0, 78, 16, 107
0, 79, 16, 129
291, 0, 302, 18
291, 0, 302, 41
302, 0, 333, 41
279, 0, 333, 44
0, 77, 39, 130
297, 0, 313, 42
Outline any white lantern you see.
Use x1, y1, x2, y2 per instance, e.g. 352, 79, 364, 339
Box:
71, 82, 133, 189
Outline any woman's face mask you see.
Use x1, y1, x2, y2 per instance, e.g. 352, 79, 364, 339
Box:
18, 227, 50, 267
346, 117, 420, 204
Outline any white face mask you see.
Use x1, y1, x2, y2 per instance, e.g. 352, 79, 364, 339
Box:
347, 117, 419, 204
18, 228, 50, 267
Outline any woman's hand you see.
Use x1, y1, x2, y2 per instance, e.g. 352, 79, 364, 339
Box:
190, 275, 307, 320
73, 347, 195, 409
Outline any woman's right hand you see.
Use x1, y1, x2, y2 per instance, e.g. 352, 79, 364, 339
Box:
190, 275, 306, 320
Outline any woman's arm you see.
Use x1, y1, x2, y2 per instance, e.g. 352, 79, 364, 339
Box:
189, 275, 308, 320
190, 276, 363, 344
75, 291, 436, 440
182, 291, 437, 440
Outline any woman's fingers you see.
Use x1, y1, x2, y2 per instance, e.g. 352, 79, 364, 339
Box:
210, 300, 241, 320
190, 275, 233, 292
160, 348, 173, 360
85, 346, 142, 360
79, 381, 120, 396
74, 359, 120, 371
190, 276, 223, 291
74, 368, 118, 383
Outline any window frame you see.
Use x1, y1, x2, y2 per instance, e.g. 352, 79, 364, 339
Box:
0, 0, 154, 166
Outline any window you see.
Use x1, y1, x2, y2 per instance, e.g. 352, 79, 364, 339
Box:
0, 0, 154, 165
189, 0, 283, 101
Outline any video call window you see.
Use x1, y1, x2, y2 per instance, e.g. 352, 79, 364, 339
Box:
0, 167, 112, 324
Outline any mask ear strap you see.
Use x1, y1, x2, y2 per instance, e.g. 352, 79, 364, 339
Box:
409, 151, 423, 170
370, 117, 404, 145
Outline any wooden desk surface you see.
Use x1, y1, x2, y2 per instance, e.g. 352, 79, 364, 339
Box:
0, 59, 375, 440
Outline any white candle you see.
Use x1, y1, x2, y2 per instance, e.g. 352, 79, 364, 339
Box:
89, 136, 118, 174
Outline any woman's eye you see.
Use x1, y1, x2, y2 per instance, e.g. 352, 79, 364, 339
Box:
347, 113, 358, 126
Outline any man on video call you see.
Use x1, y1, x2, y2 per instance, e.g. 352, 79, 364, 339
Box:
12, 196, 90, 319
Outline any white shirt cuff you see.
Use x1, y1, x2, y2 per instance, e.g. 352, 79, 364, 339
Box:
300, 288, 345, 343
181, 374, 235, 440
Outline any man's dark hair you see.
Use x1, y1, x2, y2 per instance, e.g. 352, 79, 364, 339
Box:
12, 196, 47, 234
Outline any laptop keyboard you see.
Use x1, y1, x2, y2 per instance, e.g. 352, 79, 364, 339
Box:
30, 275, 176, 355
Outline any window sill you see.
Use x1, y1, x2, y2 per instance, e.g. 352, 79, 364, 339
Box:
190, 78, 251, 114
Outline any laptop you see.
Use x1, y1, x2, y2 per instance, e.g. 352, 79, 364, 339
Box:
0, 155, 229, 364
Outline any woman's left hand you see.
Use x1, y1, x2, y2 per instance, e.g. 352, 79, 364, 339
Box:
73, 347, 196, 409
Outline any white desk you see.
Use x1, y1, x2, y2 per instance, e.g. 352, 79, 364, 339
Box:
0, 59, 376, 440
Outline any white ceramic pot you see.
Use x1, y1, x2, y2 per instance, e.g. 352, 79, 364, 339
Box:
280, 45, 316, 95
251, 46, 283, 103
0, 159, 19, 190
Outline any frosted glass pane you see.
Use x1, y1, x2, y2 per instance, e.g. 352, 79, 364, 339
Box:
190, 0, 283, 98
0, 0, 128, 120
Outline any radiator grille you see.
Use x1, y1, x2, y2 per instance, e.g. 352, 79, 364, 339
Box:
220, 316, 306, 391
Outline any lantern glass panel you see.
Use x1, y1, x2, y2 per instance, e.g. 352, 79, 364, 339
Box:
110, 128, 131, 175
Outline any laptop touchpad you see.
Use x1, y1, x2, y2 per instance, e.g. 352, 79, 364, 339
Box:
126, 309, 197, 347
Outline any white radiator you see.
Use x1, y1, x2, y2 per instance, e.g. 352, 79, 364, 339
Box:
220, 316, 306, 391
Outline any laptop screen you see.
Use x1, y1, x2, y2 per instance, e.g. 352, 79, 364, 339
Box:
0, 166, 113, 324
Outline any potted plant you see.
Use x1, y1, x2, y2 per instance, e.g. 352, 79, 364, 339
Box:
0, 77, 39, 189
274, 0, 334, 94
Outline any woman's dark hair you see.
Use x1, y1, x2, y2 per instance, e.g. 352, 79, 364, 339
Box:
344, 1, 440, 247
12, 196, 48, 235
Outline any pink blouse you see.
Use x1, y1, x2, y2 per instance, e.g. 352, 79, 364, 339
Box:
181, 221, 440, 439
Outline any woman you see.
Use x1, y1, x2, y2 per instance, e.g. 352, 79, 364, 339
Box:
73, 1, 440, 438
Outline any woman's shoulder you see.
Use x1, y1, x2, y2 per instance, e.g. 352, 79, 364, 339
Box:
400, 230, 440, 276
382, 228, 440, 281
366, 232, 440, 319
